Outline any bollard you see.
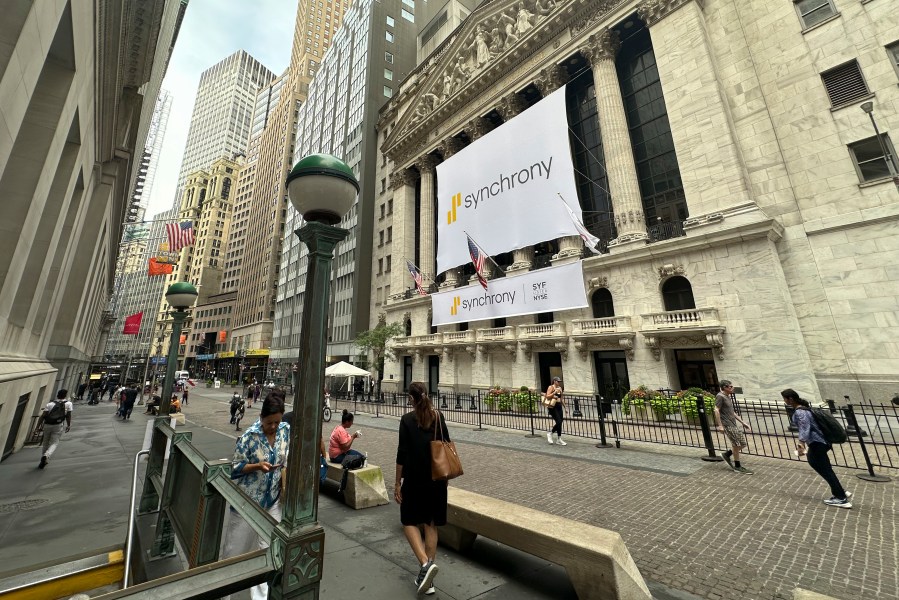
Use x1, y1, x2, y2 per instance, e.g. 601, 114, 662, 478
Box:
525, 391, 540, 438
842, 396, 867, 437
697, 397, 724, 462
595, 394, 613, 448
373, 399, 381, 419
468, 393, 477, 411
454, 393, 462, 410
572, 396, 583, 418
392, 392, 397, 405
441, 394, 447, 409
843, 404, 890, 482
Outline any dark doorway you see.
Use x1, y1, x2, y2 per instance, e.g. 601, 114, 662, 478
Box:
537, 352, 563, 391
592, 351, 630, 402
427, 355, 439, 396
674, 349, 718, 392
536, 311, 554, 324
402, 356, 413, 393
2, 393, 30, 460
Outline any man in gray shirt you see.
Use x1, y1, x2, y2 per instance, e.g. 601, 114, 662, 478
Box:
715, 380, 753, 474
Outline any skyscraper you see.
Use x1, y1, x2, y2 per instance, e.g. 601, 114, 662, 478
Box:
174, 50, 275, 207
229, 0, 350, 373
270, 0, 420, 379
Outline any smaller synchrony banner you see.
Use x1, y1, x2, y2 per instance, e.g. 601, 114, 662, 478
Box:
431, 261, 587, 326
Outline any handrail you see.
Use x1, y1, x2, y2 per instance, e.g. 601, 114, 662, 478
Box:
124, 449, 150, 588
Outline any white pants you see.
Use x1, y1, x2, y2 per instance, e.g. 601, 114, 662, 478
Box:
41, 423, 64, 458
222, 501, 281, 600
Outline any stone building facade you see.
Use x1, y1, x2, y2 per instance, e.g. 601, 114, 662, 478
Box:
373, 0, 899, 402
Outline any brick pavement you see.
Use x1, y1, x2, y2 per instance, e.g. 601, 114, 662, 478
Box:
184, 386, 898, 600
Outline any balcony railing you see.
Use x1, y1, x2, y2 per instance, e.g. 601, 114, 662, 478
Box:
641, 308, 722, 331
570, 316, 632, 336
415, 333, 441, 346
442, 331, 475, 344
647, 220, 686, 243
476, 326, 515, 342
517, 321, 567, 339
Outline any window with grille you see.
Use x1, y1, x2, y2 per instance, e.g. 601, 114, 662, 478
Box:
794, 0, 836, 29
820, 60, 869, 108
849, 135, 897, 183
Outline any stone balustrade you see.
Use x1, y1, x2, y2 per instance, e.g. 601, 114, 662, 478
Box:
476, 326, 516, 342
517, 321, 567, 339
570, 316, 632, 335
641, 308, 721, 331
442, 330, 475, 345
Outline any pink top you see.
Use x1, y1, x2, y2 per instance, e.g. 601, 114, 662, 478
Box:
329, 426, 352, 460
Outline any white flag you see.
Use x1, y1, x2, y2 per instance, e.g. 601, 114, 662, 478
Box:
559, 195, 602, 254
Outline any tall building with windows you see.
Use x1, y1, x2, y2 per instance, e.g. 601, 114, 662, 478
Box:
270, 0, 421, 381
229, 0, 351, 372
374, 0, 899, 402
174, 51, 275, 206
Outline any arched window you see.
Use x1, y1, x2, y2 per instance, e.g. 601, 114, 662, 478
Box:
662, 276, 696, 311
591, 288, 614, 318
404, 319, 412, 336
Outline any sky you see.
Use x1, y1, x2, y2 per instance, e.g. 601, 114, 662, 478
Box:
145, 0, 295, 218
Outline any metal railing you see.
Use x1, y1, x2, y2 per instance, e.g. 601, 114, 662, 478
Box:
335, 392, 898, 477
647, 220, 686, 243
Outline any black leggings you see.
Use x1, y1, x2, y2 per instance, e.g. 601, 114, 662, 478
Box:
548, 403, 563, 437
806, 442, 846, 499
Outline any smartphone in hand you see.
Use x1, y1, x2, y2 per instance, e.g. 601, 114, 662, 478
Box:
354, 430, 362, 437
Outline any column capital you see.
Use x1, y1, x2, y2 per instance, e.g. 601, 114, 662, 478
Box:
497, 93, 529, 121
535, 64, 570, 97
415, 154, 441, 174
389, 168, 418, 190
439, 137, 466, 159
579, 28, 620, 66
637, 0, 699, 27
465, 117, 494, 141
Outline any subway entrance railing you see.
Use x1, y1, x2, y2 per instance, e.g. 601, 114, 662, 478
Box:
332, 390, 898, 480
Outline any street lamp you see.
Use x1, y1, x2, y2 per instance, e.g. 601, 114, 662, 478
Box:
860, 101, 899, 193
273, 154, 358, 596
140, 282, 198, 511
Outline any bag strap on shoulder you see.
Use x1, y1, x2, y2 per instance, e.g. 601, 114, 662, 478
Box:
432, 410, 444, 442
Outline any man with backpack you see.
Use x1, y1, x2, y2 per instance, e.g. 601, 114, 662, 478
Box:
37, 389, 73, 469
781, 389, 852, 509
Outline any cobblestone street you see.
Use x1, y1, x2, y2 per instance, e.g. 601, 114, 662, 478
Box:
181, 386, 898, 600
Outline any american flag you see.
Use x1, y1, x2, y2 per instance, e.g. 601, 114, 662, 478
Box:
466, 233, 488, 290
406, 259, 428, 296
165, 221, 195, 252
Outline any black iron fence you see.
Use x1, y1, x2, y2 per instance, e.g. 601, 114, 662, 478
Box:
333, 390, 898, 476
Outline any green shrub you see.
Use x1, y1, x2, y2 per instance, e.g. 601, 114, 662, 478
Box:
622, 386, 653, 415
512, 390, 537, 413
677, 388, 715, 420
485, 386, 513, 411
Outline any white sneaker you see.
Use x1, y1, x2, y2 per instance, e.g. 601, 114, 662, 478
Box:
424, 586, 436, 595
556, 438, 567, 446
546, 432, 554, 444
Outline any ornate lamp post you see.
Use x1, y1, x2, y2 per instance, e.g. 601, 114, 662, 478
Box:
860, 101, 899, 194
140, 282, 198, 511
271, 155, 358, 598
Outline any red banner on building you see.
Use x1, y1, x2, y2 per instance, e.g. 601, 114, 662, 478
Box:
219, 330, 227, 343
122, 312, 143, 335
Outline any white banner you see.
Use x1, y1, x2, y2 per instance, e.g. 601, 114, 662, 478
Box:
431, 261, 587, 326
436, 86, 581, 274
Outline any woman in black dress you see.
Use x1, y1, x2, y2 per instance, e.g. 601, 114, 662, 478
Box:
394, 381, 449, 595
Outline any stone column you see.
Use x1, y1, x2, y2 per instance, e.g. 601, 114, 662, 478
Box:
390, 168, 419, 299
416, 155, 440, 284
580, 29, 649, 248
536, 65, 583, 260
498, 92, 537, 273
438, 137, 466, 288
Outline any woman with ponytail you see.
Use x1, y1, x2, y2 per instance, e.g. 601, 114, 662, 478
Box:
395, 382, 450, 595
781, 388, 852, 509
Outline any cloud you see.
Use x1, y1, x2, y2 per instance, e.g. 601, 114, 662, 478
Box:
146, 0, 295, 217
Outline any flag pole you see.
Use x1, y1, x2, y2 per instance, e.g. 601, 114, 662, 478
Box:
462, 230, 505, 274
402, 256, 438, 285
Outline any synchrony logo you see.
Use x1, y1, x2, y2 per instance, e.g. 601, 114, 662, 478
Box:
446, 156, 554, 225
449, 291, 517, 315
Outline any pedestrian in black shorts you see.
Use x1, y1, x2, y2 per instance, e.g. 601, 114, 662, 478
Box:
715, 380, 753, 474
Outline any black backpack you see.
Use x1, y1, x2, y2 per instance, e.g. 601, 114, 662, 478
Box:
44, 401, 67, 425
341, 454, 365, 470
809, 407, 847, 444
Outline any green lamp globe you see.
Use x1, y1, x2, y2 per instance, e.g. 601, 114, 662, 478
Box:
165, 281, 199, 310
286, 154, 360, 225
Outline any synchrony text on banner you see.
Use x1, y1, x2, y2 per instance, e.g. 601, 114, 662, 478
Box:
453, 156, 554, 212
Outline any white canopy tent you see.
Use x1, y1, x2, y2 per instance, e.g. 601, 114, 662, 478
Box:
324, 361, 371, 396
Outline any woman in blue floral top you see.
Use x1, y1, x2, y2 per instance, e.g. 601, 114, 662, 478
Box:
222, 391, 289, 600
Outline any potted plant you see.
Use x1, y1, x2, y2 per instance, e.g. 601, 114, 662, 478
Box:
485, 386, 513, 411
205, 379, 213, 388
622, 386, 653, 419
513, 386, 537, 414
649, 391, 676, 422
678, 388, 715, 426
